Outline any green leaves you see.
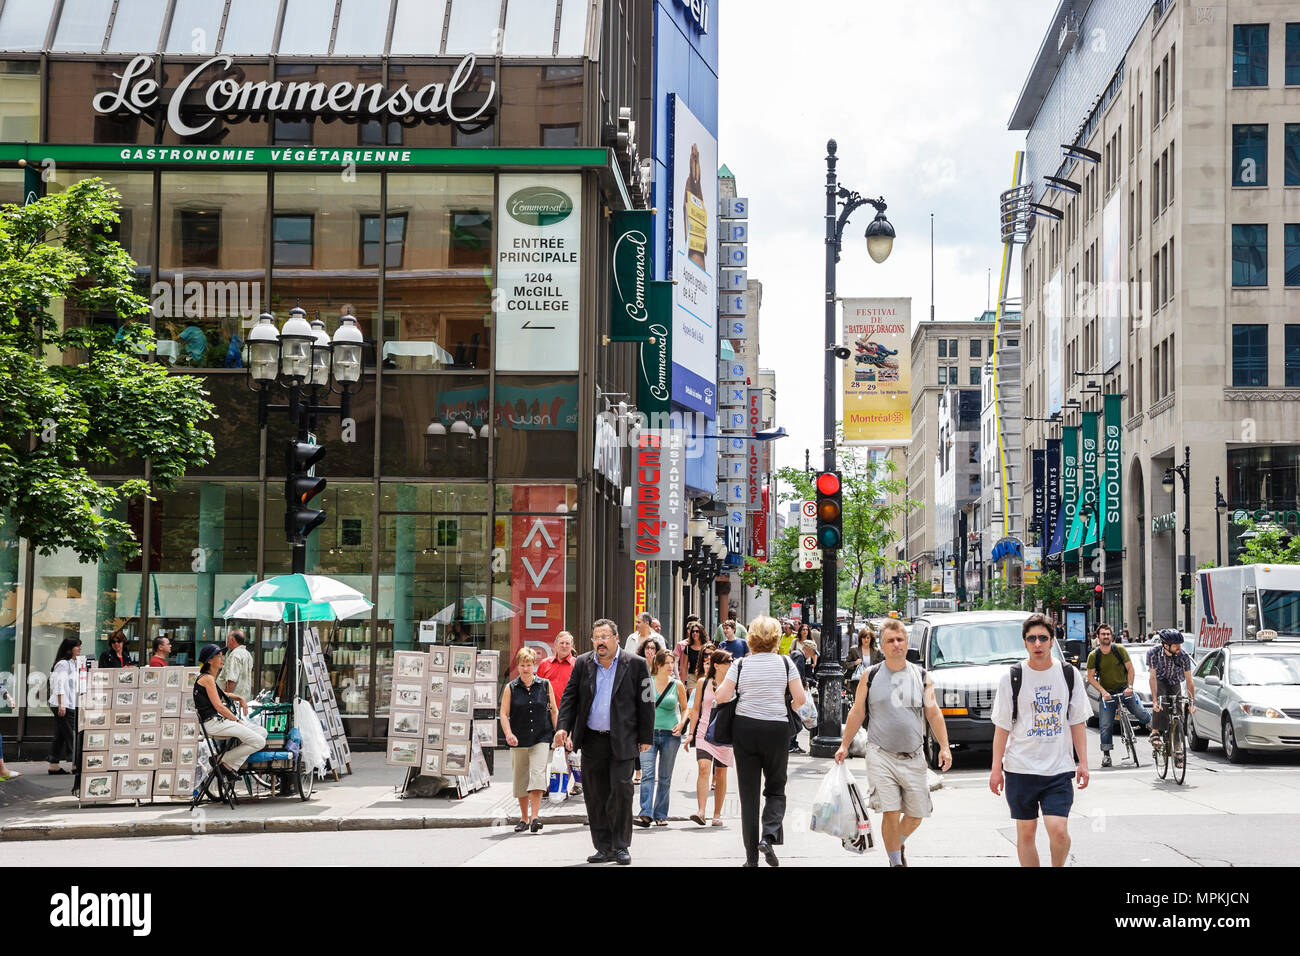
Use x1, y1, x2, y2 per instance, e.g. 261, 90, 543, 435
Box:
0, 179, 215, 562
1238, 520, 1300, 566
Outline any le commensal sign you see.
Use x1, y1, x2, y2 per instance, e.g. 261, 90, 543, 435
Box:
93, 54, 495, 137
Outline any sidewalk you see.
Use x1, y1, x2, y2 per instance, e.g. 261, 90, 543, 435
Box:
0, 745, 920, 842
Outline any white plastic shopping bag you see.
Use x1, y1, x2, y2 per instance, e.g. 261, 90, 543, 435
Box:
797, 698, 818, 729
809, 761, 860, 843
547, 748, 571, 804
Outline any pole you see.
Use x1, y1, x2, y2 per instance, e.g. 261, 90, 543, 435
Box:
930, 212, 935, 322
1215, 475, 1223, 566
1182, 445, 1192, 632
812, 139, 843, 757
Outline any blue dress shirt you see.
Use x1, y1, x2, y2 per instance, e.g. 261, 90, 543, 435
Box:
587, 652, 619, 732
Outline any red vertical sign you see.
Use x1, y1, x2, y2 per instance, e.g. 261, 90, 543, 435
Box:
634, 561, 648, 618
750, 487, 769, 560
508, 485, 568, 677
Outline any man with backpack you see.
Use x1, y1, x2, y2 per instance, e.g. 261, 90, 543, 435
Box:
834, 619, 951, 867
989, 613, 1091, 867
1086, 623, 1150, 767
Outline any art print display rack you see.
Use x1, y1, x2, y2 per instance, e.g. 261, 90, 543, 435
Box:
386, 645, 496, 799
77, 665, 203, 807
302, 628, 352, 778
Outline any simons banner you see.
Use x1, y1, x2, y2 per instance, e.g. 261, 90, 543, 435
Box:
841, 297, 911, 444
1103, 394, 1122, 551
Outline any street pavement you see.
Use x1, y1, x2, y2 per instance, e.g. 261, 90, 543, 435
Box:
3, 726, 1299, 865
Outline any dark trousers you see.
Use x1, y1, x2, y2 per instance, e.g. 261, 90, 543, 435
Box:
48, 709, 77, 765
734, 715, 790, 864
580, 731, 635, 852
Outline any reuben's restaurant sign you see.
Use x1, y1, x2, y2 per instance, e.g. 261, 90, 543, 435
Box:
93, 54, 495, 137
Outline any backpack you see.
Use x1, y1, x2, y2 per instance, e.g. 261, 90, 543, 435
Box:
1009, 661, 1076, 723
860, 662, 927, 730
1086, 644, 1129, 679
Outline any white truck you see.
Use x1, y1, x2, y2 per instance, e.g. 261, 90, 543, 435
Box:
1192, 564, 1300, 657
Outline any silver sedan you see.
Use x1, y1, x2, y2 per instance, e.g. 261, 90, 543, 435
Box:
1189, 643, 1300, 762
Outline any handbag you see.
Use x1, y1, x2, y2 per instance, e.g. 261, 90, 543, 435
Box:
705, 659, 743, 746
784, 657, 807, 736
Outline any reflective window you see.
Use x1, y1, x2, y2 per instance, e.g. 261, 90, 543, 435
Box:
0, 61, 41, 141
165, 0, 226, 54
1286, 324, 1300, 386
500, 65, 582, 146
557, 0, 586, 55
278, 0, 336, 56
1232, 324, 1268, 387
1232, 124, 1267, 186
188, 375, 262, 477
1233, 24, 1269, 87
386, 62, 495, 147
105, 0, 167, 53
265, 62, 386, 147
273, 214, 314, 267
361, 212, 406, 268
503, 0, 557, 56
1286, 125, 1300, 186
0, 0, 55, 51
381, 374, 489, 477
390, 0, 447, 55
0, 513, 24, 719
52, 0, 113, 52
48, 60, 157, 143
494, 377, 579, 478
220, 0, 279, 54
1232, 224, 1268, 287
334, 0, 391, 55
160, 60, 271, 146
1289, 24, 1300, 85
1287, 225, 1300, 287
264, 376, 377, 479
384, 174, 493, 368
445, 0, 501, 54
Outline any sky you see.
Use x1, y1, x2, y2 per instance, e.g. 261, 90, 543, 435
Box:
717, 0, 1050, 476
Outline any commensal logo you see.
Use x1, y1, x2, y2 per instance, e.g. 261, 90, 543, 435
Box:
50, 886, 152, 936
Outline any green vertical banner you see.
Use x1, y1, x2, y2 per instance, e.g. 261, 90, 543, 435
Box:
22, 161, 42, 205
1081, 411, 1099, 543
1062, 426, 1080, 550
1103, 394, 1123, 551
609, 210, 655, 342
636, 280, 673, 419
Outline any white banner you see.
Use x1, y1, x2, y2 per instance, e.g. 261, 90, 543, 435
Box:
495, 173, 583, 371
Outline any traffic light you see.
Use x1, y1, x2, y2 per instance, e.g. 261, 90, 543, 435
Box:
1094, 584, 1104, 611
285, 439, 327, 542
814, 471, 843, 550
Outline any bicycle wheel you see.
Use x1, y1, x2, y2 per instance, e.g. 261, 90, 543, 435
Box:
1154, 723, 1169, 780
1123, 712, 1139, 767
1172, 718, 1187, 785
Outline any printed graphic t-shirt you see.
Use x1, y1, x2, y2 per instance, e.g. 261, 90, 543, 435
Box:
991, 662, 1091, 776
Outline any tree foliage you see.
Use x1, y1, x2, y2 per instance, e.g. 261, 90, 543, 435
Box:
1237, 520, 1300, 565
0, 179, 215, 561
1024, 569, 1093, 611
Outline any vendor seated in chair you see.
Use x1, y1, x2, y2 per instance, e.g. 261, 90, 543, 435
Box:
197, 644, 268, 776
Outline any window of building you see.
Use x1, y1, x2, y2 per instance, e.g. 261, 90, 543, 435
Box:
53, 0, 113, 52
1286, 125, 1300, 185
503, 0, 558, 55
1234, 24, 1270, 87
1170, 45, 1176, 104
1233, 125, 1267, 185
937, 339, 947, 359
1286, 326, 1300, 386
1233, 324, 1268, 387
276, 0, 335, 56
177, 209, 220, 268
446, 0, 502, 55
970, 367, 981, 386
949, 339, 958, 358
938, 367, 947, 386
970, 339, 981, 358
1288, 24, 1300, 84
332, 0, 393, 56
361, 213, 407, 269
272, 214, 314, 267
165, 0, 224, 54
1287, 224, 1300, 286
105, 0, 167, 54
220, 0, 282, 54
1232, 224, 1268, 286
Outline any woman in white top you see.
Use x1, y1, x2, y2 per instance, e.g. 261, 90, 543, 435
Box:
714, 616, 806, 867
47, 637, 82, 775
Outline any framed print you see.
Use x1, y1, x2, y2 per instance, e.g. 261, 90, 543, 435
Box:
474, 652, 499, 683
159, 745, 176, 768
83, 709, 109, 729
112, 711, 135, 728
141, 668, 163, 687
426, 697, 444, 721
178, 745, 197, 769
162, 694, 181, 717
301, 656, 316, 682
83, 731, 109, 751
83, 753, 107, 772
394, 651, 427, 681
473, 720, 497, 749
137, 710, 159, 727
118, 771, 152, 800
154, 772, 174, 796
81, 690, 110, 714
449, 646, 476, 681
111, 730, 133, 748
424, 722, 443, 750
184, 669, 199, 690
136, 729, 158, 748
393, 683, 424, 710
134, 750, 158, 770
140, 688, 161, 707
429, 646, 449, 672
110, 751, 132, 769
89, 670, 112, 690
445, 718, 470, 740
421, 751, 442, 776
160, 720, 179, 742
472, 682, 497, 710
81, 772, 115, 803
174, 769, 194, 797
448, 684, 472, 717
443, 742, 469, 775
114, 690, 137, 709
164, 667, 184, 689
181, 695, 196, 716
427, 673, 447, 698
180, 721, 198, 741
389, 710, 422, 738
114, 669, 136, 687
386, 739, 420, 767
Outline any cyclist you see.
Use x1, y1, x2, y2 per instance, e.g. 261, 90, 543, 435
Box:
1086, 623, 1151, 767
1146, 628, 1196, 766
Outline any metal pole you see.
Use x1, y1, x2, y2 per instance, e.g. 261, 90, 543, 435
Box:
1215, 475, 1223, 566
1182, 445, 1192, 632
812, 139, 843, 757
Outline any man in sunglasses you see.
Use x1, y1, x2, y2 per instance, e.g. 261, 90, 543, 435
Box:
1146, 629, 1196, 766
989, 613, 1091, 867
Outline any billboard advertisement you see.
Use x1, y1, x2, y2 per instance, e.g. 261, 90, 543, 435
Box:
1045, 268, 1063, 414
1102, 193, 1124, 372
841, 297, 911, 444
668, 95, 718, 418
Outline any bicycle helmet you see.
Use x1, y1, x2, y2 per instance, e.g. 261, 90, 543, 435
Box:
1157, 628, 1184, 646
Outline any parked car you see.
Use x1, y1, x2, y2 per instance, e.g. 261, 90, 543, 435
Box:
1189, 640, 1300, 762
1085, 641, 1155, 722
907, 611, 1064, 769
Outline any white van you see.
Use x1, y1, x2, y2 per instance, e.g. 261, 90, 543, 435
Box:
1192, 564, 1300, 657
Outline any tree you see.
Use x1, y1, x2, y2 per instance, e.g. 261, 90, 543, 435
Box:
0, 179, 215, 561
741, 526, 820, 614
1237, 520, 1300, 565
1024, 569, 1093, 612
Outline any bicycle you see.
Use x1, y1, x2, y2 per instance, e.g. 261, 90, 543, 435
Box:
1153, 693, 1190, 785
1101, 690, 1140, 767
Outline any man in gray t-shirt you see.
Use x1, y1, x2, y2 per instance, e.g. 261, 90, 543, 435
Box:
835, 620, 952, 867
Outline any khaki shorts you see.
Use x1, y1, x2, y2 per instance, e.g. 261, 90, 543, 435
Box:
512, 742, 551, 798
865, 742, 932, 818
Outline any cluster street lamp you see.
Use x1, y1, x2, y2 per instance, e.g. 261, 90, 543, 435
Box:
1162, 445, 1192, 632
811, 139, 895, 757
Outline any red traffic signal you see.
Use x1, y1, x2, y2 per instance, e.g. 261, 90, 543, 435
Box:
1094, 585, 1103, 594
816, 471, 841, 496
814, 471, 843, 550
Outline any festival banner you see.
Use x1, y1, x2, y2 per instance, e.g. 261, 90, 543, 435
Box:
1103, 394, 1123, 551
841, 297, 911, 444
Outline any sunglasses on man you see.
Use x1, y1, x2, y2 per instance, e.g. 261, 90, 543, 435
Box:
1024, 633, 1054, 644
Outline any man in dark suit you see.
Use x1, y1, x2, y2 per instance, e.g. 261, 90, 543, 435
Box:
554, 618, 653, 865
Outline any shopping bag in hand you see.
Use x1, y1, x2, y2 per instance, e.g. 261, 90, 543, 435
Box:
809, 761, 860, 843
546, 748, 571, 804
843, 777, 874, 853
797, 699, 818, 729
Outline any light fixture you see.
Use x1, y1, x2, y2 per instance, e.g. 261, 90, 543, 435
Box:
309, 317, 332, 388
1216, 490, 1228, 515
865, 210, 895, 263
1162, 467, 1175, 494
278, 306, 314, 382
330, 313, 363, 385
247, 313, 280, 384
